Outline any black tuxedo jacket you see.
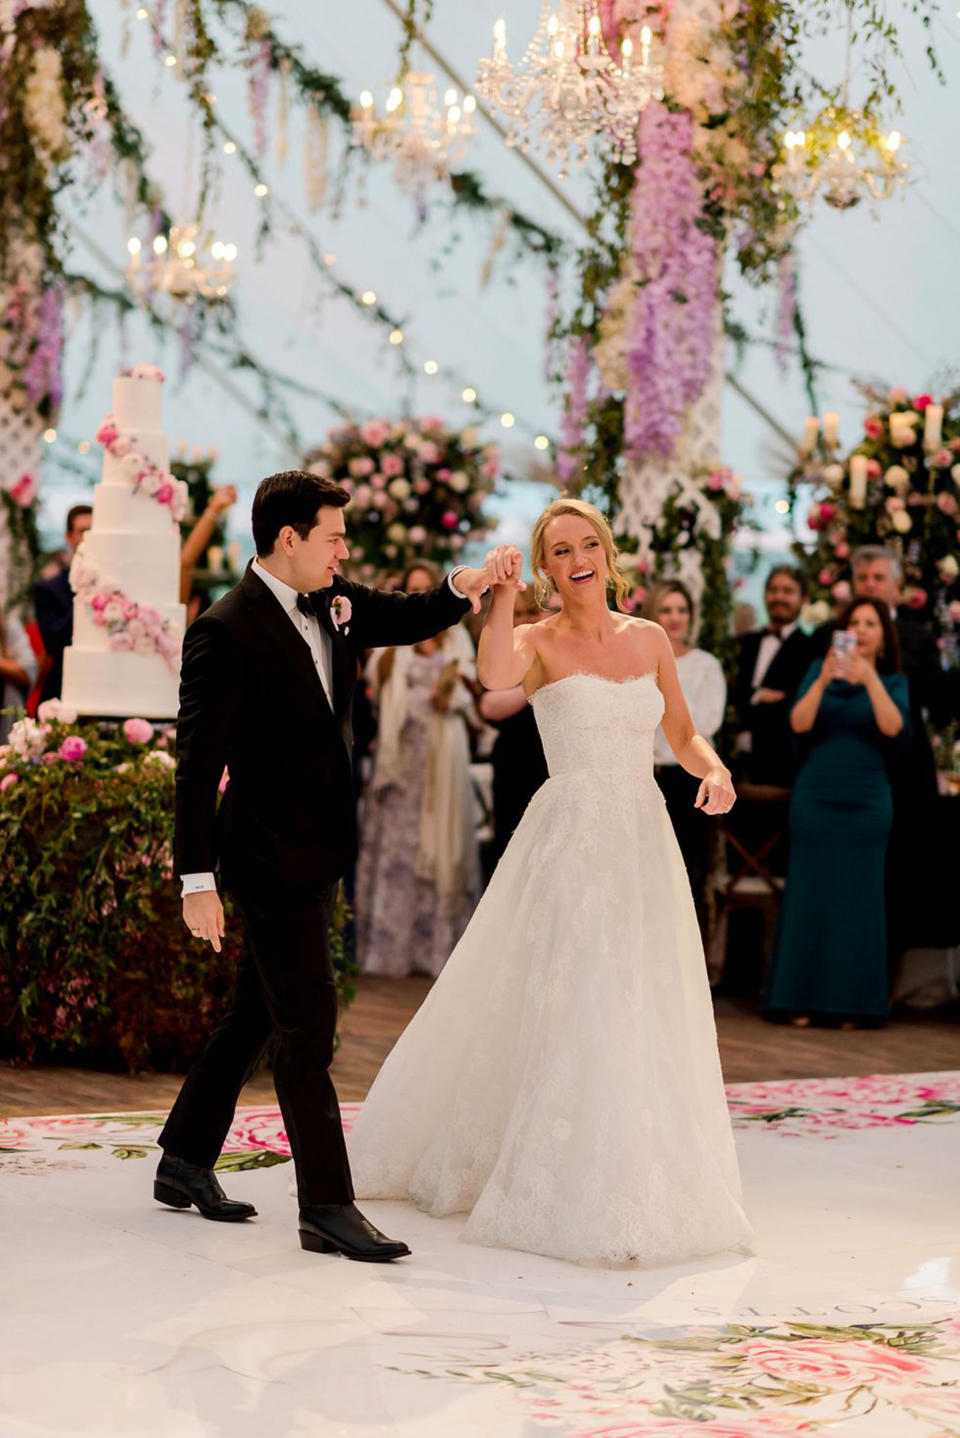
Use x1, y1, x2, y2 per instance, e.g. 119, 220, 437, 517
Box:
174, 563, 470, 896
32, 566, 73, 702
733, 626, 817, 785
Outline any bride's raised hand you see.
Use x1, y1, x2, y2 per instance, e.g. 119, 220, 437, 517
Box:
485, 544, 526, 592
694, 767, 736, 816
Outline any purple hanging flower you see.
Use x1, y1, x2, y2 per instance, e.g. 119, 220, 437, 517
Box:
623, 103, 717, 460
557, 336, 591, 483
248, 40, 272, 160
775, 253, 797, 375
22, 283, 64, 415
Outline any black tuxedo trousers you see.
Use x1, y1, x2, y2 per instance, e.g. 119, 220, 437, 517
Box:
159, 884, 350, 1204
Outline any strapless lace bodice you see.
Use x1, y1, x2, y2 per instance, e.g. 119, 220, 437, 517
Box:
531, 671, 664, 780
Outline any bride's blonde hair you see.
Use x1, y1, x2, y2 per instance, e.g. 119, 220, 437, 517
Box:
530, 498, 630, 610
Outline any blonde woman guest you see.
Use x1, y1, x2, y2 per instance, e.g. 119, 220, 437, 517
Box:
348, 499, 751, 1268
642, 580, 726, 928
355, 560, 481, 978
0, 603, 38, 743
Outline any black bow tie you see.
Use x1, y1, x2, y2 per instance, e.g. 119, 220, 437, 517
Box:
764, 625, 784, 638
296, 592, 318, 618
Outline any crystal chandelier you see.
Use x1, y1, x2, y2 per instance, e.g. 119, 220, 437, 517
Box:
776, 107, 906, 211
125, 224, 237, 306
475, 2, 664, 177
353, 72, 477, 192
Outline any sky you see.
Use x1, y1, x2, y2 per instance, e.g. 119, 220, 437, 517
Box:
37, 0, 960, 601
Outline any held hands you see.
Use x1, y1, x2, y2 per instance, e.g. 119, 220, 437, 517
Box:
694, 767, 736, 817
451, 545, 526, 613
183, 890, 225, 953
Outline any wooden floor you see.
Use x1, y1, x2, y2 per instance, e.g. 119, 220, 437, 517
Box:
0, 976, 957, 1118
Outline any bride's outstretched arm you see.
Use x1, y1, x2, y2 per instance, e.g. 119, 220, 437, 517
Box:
477, 546, 538, 690
655, 628, 735, 816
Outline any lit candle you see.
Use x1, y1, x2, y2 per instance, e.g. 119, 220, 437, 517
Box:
227, 541, 242, 572
207, 545, 223, 572
822, 412, 839, 448
923, 403, 943, 451
848, 454, 868, 509
799, 416, 819, 455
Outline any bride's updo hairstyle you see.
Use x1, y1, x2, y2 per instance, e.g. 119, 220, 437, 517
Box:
530, 498, 630, 611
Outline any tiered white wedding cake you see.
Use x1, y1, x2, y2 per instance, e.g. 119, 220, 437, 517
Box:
62, 365, 188, 719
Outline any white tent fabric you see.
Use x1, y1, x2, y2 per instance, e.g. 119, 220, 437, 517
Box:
40, 1, 960, 568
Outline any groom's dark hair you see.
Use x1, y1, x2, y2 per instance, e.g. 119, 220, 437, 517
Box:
252, 470, 349, 556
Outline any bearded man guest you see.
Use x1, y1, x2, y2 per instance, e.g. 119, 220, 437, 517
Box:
156, 471, 501, 1262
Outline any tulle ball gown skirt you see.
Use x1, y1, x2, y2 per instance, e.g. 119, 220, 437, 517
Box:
347, 673, 753, 1267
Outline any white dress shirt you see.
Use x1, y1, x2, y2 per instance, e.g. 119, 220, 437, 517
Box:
653, 648, 727, 767
181, 563, 472, 896
750, 620, 798, 696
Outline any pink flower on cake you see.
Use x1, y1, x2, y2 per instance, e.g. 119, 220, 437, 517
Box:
129, 364, 165, 382
139, 469, 160, 497
330, 596, 352, 630
0, 773, 18, 792
103, 598, 125, 624
108, 631, 134, 651
361, 420, 390, 447
123, 718, 154, 745
109, 436, 133, 459
122, 602, 140, 621
90, 593, 109, 612
138, 606, 161, 629
58, 736, 87, 762
96, 419, 118, 446
155, 481, 174, 506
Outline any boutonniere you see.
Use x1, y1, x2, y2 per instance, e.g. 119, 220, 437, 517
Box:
330, 595, 352, 634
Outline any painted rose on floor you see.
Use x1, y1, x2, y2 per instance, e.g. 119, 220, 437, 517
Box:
737, 1336, 934, 1387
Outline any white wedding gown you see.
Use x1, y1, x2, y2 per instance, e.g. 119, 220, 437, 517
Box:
348, 672, 753, 1267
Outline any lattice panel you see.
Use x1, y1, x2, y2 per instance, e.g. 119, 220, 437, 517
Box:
0, 390, 43, 610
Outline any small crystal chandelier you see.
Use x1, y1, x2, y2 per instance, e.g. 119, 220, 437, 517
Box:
776, 107, 906, 211
125, 224, 237, 306
353, 72, 477, 192
475, 2, 664, 177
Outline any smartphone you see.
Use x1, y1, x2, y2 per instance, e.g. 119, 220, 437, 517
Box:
831, 629, 857, 674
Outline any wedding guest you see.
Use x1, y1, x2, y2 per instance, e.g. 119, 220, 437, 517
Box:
733, 565, 815, 787
479, 586, 549, 876
355, 560, 481, 977
180, 484, 239, 622
642, 580, 726, 927
813, 545, 945, 965
0, 602, 38, 743
32, 504, 92, 701
765, 598, 909, 1027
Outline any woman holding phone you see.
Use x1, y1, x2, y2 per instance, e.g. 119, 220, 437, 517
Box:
764, 598, 910, 1027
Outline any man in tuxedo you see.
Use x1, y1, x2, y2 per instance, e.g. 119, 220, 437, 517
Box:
813, 545, 945, 965
157, 471, 498, 1261
733, 565, 816, 787
32, 505, 92, 701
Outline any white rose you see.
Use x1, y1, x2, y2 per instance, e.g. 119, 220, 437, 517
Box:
822, 464, 845, 488
387, 478, 411, 500
801, 600, 832, 628
891, 509, 913, 534
884, 465, 909, 491
145, 750, 176, 769
938, 554, 960, 581
448, 471, 470, 493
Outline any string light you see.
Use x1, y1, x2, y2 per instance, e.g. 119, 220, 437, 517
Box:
361, 290, 377, 306
136, 6, 148, 17
534, 434, 550, 451
163, 53, 177, 67
323, 252, 337, 265
774, 499, 790, 515
254, 182, 269, 197
461, 386, 477, 403
424, 359, 439, 375
389, 328, 404, 345
500, 412, 515, 429
223, 140, 236, 155
43, 428, 57, 444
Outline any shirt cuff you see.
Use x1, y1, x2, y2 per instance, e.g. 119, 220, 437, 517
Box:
447, 566, 486, 602
181, 872, 217, 896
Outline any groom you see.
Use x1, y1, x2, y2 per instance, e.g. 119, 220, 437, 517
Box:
156, 470, 496, 1261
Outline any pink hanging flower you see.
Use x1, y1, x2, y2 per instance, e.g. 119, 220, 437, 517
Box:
110, 436, 133, 459
58, 736, 88, 762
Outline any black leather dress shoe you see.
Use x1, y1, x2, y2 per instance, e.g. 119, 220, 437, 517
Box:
299, 1203, 411, 1261
154, 1152, 257, 1222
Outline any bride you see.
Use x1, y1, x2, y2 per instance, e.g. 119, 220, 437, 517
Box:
348, 499, 753, 1267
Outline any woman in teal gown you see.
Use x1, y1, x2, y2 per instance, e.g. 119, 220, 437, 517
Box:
765, 598, 910, 1026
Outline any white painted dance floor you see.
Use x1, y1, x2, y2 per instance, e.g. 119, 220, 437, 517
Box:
3, 1074, 960, 1437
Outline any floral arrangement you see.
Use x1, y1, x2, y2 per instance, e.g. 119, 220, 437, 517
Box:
788, 385, 960, 666
69, 553, 183, 663
0, 707, 355, 1069
0, 469, 43, 616
304, 416, 500, 578
95, 415, 189, 523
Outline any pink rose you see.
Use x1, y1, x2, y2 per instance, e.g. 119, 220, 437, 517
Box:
440, 511, 459, 530
936, 492, 959, 516
707, 472, 724, 491
370, 473, 387, 490
123, 717, 154, 745
739, 1336, 932, 1386
865, 459, 881, 478
832, 580, 852, 602
352, 485, 371, 508
138, 606, 161, 629
380, 453, 404, 477
863, 415, 883, 439
122, 602, 140, 621
349, 456, 375, 477
819, 500, 837, 522
912, 393, 933, 411
408, 526, 427, 544
108, 631, 134, 651
418, 415, 444, 433
96, 420, 118, 446
361, 420, 391, 447
904, 586, 928, 609
0, 773, 18, 792
818, 566, 837, 585
41, 752, 60, 765
90, 593, 109, 612
413, 478, 431, 495
418, 441, 442, 465
155, 482, 174, 505
91, 611, 107, 628
834, 541, 850, 559
110, 436, 133, 459
930, 448, 952, 469
58, 736, 88, 762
